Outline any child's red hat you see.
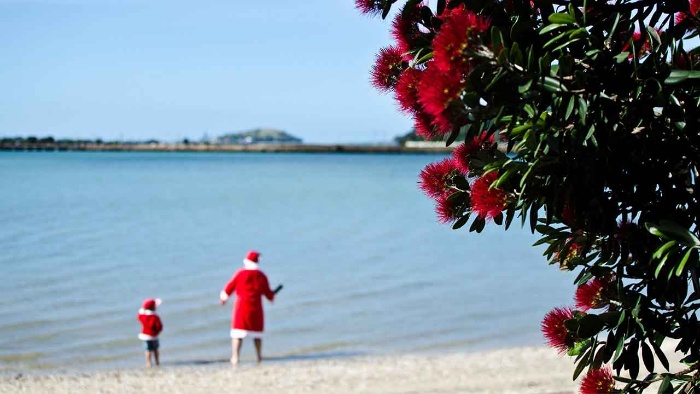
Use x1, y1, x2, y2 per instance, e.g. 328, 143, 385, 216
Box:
142, 298, 162, 310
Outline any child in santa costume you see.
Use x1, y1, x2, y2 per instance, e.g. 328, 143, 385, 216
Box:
220, 250, 275, 365
137, 298, 163, 368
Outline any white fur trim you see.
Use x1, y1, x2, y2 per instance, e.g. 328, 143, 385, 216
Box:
243, 259, 259, 270
230, 329, 263, 339
154, 298, 162, 307
220, 290, 229, 302
138, 333, 159, 340
138, 309, 157, 315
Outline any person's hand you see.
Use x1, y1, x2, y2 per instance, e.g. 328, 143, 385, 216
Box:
220, 299, 226, 306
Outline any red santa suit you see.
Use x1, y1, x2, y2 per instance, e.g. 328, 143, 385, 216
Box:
137, 298, 163, 340
220, 251, 275, 339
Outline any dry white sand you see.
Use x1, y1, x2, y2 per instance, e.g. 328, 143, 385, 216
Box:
1, 346, 583, 394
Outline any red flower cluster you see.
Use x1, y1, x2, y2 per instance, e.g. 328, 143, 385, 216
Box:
436, 194, 462, 224
364, 4, 491, 140
554, 240, 583, 270
355, 0, 384, 17
418, 158, 460, 198
371, 46, 407, 92
541, 307, 576, 353
470, 171, 508, 219
417, 66, 466, 134
418, 158, 466, 224
580, 367, 616, 394
432, 7, 490, 72
391, 2, 423, 54
574, 278, 610, 311
676, 0, 700, 24
395, 67, 422, 114
452, 132, 495, 174
626, 30, 662, 58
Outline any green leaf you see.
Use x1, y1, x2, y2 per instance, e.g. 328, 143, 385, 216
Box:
540, 23, 564, 35
676, 248, 695, 276
658, 376, 672, 393
567, 339, 589, 357
568, 27, 588, 39
573, 347, 593, 379
564, 96, 575, 120
518, 79, 533, 94
445, 125, 461, 146
530, 204, 539, 233
613, 333, 626, 362
578, 314, 604, 338
642, 341, 655, 373
548, 13, 576, 25
540, 76, 568, 92
544, 30, 571, 49
552, 38, 583, 52
650, 340, 670, 371
452, 214, 470, 230
665, 70, 700, 85
653, 241, 677, 259
647, 221, 700, 246
578, 97, 588, 124
604, 13, 620, 47
469, 216, 486, 233
614, 52, 630, 63
412, 51, 433, 66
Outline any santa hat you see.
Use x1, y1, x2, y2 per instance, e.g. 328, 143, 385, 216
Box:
142, 298, 162, 311
244, 250, 260, 265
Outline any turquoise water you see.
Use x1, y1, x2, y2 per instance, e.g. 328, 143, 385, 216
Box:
0, 151, 572, 372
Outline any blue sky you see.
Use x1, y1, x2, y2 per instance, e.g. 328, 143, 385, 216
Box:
0, 0, 413, 143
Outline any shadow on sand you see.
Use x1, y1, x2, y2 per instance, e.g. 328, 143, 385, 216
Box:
164, 351, 364, 367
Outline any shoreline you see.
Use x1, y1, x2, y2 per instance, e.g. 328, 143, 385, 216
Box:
0, 142, 453, 154
1, 346, 580, 393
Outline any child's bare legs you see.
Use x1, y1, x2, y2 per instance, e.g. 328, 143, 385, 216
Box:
254, 338, 262, 364
154, 349, 160, 366
231, 338, 242, 366
144, 351, 153, 368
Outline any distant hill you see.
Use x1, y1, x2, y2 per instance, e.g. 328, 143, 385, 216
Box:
216, 128, 303, 145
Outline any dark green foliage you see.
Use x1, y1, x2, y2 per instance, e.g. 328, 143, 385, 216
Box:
370, 0, 700, 391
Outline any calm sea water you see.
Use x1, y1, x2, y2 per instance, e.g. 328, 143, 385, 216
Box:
0, 151, 573, 372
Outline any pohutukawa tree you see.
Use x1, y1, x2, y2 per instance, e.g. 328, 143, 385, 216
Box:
358, 0, 700, 392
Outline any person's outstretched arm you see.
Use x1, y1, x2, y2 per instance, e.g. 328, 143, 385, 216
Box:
220, 272, 239, 305
262, 274, 275, 302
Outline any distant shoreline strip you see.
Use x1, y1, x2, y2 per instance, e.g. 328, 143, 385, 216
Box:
0, 143, 453, 154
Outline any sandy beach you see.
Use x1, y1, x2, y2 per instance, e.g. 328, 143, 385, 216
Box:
1, 346, 582, 394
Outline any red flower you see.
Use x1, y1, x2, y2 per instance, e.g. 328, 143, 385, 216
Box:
435, 193, 463, 224
575, 278, 609, 311
676, 0, 700, 24
413, 109, 439, 139
541, 307, 576, 353
554, 240, 583, 270
355, 0, 384, 17
418, 158, 460, 199
392, 2, 424, 54
432, 7, 490, 72
370, 46, 406, 92
470, 172, 508, 219
452, 133, 495, 174
580, 367, 616, 394
395, 67, 423, 114
417, 64, 466, 134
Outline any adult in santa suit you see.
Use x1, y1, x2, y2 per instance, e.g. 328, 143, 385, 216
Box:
220, 250, 275, 365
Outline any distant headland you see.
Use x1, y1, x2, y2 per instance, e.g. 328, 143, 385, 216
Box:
0, 128, 453, 154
